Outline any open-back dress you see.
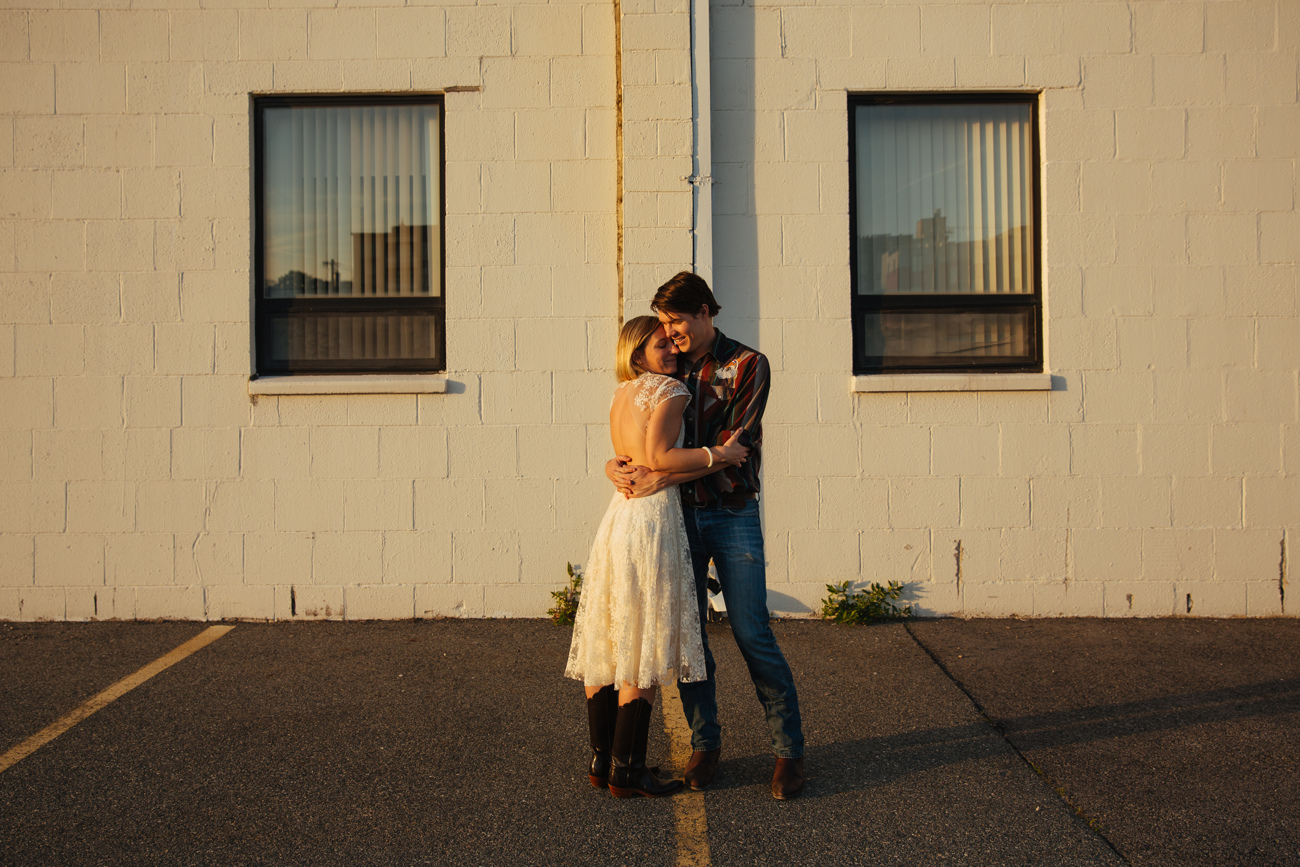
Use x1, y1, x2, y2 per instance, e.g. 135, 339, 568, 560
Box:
564, 373, 707, 689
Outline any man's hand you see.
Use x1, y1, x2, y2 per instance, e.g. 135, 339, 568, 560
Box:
605, 456, 670, 499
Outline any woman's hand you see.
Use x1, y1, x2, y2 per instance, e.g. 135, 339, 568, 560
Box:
608, 455, 674, 499
710, 430, 750, 468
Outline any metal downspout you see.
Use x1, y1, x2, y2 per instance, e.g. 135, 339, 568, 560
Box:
615, 0, 625, 323
690, 0, 713, 284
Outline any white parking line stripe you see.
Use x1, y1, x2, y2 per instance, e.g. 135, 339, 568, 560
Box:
662, 682, 712, 867
0, 625, 236, 774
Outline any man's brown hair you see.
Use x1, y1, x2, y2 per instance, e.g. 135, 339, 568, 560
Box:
651, 270, 721, 318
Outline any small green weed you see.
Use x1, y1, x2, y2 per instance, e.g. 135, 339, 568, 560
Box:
548, 562, 583, 626
819, 580, 913, 624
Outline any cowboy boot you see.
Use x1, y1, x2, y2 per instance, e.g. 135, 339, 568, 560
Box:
684, 748, 721, 790
586, 684, 619, 788
608, 698, 683, 798
771, 756, 805, 800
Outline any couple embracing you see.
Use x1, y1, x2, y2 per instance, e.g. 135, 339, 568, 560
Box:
564, 271, 805, 800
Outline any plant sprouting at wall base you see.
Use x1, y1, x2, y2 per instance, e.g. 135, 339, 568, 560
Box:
549, 562, 583, 626
819, 580, 913, 624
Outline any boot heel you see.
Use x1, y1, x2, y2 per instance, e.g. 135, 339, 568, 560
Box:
607, 784, 638, 798
589, 774, 608, 789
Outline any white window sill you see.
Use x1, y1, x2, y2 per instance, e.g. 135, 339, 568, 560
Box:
852, 373, 1053, 393
248, 375, 449, 396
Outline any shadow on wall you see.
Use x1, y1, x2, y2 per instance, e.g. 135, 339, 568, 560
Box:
710, 1, 759, 343
767, 590, 813, 616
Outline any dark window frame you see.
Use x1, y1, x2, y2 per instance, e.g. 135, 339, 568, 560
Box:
252, 93, 447, 376
848, 92, 1043, 375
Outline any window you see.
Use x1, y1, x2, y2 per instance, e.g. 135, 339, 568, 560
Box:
254, 96, 444, 375
849, 94, 1042, 375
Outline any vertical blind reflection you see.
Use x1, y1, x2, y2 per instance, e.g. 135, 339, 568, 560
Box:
856, 103, 1033, 297
267, 314, 441, 364
862, 310, 1032, 362
263, 104, 441, 299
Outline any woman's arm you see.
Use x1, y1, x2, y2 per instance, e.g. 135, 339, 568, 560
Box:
606, 459, 718, 499
641, 396, 747, 473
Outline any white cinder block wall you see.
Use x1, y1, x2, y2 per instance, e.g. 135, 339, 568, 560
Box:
0, 0, 1295, 621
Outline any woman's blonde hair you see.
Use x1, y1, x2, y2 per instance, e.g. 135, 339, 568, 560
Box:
616, 315, 664, 382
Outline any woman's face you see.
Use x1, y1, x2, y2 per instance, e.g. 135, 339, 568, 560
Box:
637, 326, 679, 375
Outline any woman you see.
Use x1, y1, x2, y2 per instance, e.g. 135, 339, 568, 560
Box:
565, 316, 748, 798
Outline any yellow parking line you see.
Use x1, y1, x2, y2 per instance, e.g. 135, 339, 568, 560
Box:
662, 682, 712, 867
0, 625, 235, 774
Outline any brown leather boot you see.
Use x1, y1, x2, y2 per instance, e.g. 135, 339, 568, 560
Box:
683, 748, 721, 790
771, 757, 804, 800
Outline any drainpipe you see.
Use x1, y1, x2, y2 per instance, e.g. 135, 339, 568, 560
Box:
691, 0, 728, 620
689, 0, 713, 285
615, 0, 625, 323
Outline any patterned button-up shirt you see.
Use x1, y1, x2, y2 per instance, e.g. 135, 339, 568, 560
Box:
679, 329, 770, 509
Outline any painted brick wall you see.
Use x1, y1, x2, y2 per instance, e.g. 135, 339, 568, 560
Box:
0, 0, 620, 621
714, 0, 1298, 617
0, 0, 1296, 621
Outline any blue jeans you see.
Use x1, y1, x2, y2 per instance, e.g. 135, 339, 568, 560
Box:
677, 499, 804, 759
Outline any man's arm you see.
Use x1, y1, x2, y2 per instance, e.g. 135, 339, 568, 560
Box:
723, 352, 771, 446
689, 352, 771, 498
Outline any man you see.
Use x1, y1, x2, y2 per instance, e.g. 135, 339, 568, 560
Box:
606, 271, 805, 800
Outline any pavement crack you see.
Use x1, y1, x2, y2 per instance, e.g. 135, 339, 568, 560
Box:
904, 622, 1133, 867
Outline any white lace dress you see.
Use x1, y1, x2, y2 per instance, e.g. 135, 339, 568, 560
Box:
565, 373, 707, 689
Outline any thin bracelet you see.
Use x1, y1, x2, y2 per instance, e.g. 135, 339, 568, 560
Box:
702, 447, 714, 468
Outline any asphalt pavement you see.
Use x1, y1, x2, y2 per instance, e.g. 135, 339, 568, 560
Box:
1, 617, 1296, 866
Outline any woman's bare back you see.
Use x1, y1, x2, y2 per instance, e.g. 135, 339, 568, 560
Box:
610, 374, 690, 470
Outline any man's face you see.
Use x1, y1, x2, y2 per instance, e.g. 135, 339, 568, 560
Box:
656, 305, 712, 360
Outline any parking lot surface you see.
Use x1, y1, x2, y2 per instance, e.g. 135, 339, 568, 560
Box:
2, 617, 1296, 866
